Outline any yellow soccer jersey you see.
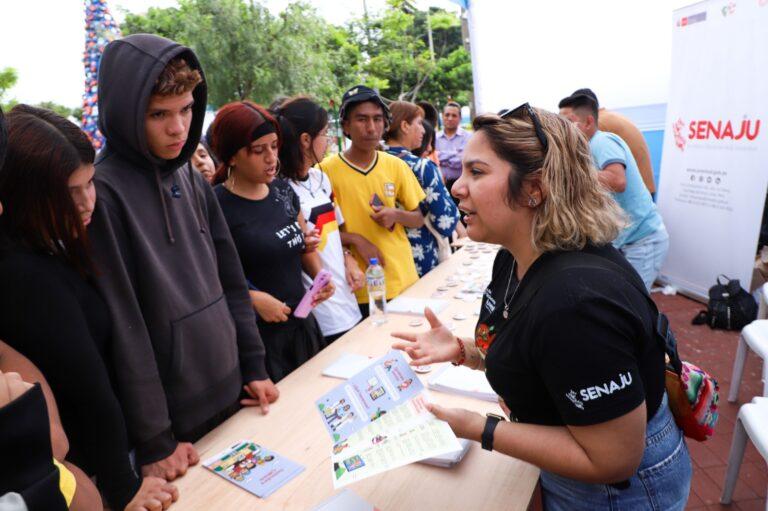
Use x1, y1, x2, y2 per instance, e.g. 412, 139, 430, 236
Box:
321, 151, 426, 303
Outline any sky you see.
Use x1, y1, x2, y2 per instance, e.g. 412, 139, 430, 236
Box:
0, 0, 459, 109
467, 0, 694, 114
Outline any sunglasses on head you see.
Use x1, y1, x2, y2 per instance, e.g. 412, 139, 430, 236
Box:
499, 102, 549, 154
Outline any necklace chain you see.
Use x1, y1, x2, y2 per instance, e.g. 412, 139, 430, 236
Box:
502, 259, 520, 319
296, 169, 324, 198
297, 177, 318, 197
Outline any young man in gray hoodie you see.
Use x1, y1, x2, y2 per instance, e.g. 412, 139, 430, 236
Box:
89, 34, 279, 481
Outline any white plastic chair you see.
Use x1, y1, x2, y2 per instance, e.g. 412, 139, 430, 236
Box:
720, 396, 768, 509
727, 283, 768, 402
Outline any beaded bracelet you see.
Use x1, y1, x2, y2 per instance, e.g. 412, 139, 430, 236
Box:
451, 337, 466, 366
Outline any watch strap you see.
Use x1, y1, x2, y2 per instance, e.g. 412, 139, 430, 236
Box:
481, 414, 504, 451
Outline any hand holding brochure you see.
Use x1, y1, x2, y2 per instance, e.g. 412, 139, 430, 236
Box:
316, 350, 462, 489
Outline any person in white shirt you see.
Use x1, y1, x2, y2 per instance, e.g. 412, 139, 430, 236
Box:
272, 97, 365, 343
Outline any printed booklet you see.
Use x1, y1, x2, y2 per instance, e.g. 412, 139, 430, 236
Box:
203, 440, 304, 498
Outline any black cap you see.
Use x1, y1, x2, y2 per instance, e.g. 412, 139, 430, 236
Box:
558, 88, 599, 110
339, 85, 391, 123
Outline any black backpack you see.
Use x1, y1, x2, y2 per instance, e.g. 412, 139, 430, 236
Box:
692, 275, 757, 331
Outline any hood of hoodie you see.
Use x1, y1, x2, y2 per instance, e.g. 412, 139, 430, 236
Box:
97, 34, 207, 176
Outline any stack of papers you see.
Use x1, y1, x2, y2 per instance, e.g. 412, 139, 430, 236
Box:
315, 350, 461, 488
419, 438, 473, 468
428, 364, 498, 402
203, 441, 304, 498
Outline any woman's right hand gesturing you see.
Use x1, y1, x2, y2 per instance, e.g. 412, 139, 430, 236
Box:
391, 308, 461, 366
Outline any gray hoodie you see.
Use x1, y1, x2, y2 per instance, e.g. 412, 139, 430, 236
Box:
89, 34, 267, 465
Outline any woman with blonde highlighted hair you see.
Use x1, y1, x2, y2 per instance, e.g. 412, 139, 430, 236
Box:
392, 105, 691, 510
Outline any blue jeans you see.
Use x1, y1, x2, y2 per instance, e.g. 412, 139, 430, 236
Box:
619, 225, 670, 291
540, 393, 692, 511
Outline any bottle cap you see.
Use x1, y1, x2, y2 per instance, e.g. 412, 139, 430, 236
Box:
369, 257, 378, 265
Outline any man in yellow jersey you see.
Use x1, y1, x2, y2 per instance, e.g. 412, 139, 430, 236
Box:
321, 86, 426, 315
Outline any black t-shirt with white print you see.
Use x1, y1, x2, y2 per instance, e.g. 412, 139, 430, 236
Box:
479, 244, 665, 427
215, 179, 306, 310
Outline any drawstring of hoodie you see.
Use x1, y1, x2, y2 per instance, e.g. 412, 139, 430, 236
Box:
153, 163, 208, 244
154, 165, 176, 244
188, 162, 206, 235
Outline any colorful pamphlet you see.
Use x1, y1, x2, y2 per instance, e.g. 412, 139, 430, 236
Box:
330, 394, 462, 488
316, 350, 424, 443
203, 440, 304, 498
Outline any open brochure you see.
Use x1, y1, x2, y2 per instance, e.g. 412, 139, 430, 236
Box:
316, 350, 462, 488
330, 393, 461, 488
203, 440, 304, 498
316, 350, 425, 443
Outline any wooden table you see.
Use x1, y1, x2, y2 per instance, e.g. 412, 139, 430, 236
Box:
173, 243, 539, 510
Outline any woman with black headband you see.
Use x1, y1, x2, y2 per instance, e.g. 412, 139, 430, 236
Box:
272, 96, 365, 344
210, 101, 335, 382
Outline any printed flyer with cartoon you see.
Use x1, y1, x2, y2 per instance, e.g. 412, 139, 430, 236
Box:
203, 441, 304, 498
316, 350, 462, 488
315, 350, 424, 443
330, 394, 461, 488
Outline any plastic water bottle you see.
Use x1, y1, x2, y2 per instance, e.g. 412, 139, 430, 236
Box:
366, 258, 387, 325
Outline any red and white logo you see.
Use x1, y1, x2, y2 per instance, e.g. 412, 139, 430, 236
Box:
673, 118, 687, 150
673, 117, 761, 151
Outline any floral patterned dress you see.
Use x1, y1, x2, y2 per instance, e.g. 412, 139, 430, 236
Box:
385, 146, 460, 276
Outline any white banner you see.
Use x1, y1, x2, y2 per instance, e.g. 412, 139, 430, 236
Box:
465, 0, 688, 114
657, 0, 768, 300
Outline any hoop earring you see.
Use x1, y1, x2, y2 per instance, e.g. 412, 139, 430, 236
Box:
227, 166, 236, 192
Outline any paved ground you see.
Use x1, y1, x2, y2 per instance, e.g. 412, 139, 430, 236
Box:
653, 293, 767, 510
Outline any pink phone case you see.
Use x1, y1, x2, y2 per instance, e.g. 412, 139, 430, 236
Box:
294, 269, 332, 318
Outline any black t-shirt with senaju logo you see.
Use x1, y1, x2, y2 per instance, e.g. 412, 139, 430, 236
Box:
479, 244, 665, 427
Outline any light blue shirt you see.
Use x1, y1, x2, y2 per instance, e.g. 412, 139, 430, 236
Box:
435, 128, 470, 181
589, 130, 662, 247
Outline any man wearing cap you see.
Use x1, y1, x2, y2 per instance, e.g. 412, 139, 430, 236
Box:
321, 86, 426, 314
559, 89, 669, 290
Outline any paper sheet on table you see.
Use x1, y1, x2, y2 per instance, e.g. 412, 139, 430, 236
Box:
330, 393, 461, 488
322, 353, 375, 380
385, 296, 449, 315
428, 364, 498, 402
311, 489, 378, 511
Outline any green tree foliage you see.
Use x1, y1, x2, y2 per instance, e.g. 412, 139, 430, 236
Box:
122, 6, 185, 41
349, 0, 472, 107
0, 68, 81, 119
120, 0, 471, 110
0, 67, 19, 109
